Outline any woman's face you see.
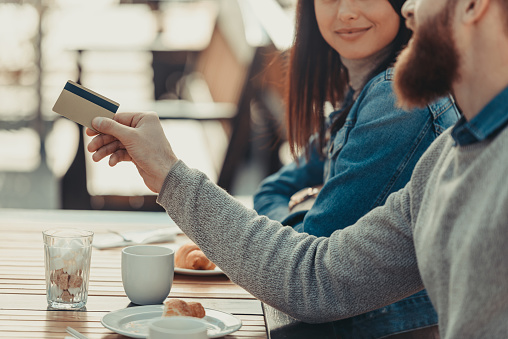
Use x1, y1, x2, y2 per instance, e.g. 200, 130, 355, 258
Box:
314, 0, 401, 60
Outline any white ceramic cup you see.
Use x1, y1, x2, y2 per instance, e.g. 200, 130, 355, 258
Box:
148, 317, 208, 339
121, 245, 174, 305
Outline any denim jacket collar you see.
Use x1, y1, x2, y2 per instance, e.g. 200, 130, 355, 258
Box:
452, 86, 508, 146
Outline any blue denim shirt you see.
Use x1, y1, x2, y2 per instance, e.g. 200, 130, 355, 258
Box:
451, 85, 508, 145
253, 68, 460, 338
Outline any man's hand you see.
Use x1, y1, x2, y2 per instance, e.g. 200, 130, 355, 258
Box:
86, 112, 178, 193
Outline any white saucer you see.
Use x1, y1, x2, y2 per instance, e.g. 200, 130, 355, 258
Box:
174, 266, 224, 276
101, 305, 242, 338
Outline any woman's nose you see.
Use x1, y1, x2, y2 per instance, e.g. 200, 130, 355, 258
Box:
337, 0, 359, 22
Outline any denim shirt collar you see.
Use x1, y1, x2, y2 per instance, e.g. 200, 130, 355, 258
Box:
451, 86, 508, 146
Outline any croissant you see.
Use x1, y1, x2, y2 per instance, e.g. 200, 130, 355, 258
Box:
163, 299, 205, 318
175, 243, 216, 270
187, 301, 206, 318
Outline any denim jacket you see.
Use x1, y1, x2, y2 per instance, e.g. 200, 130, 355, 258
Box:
253, 68, 460, 338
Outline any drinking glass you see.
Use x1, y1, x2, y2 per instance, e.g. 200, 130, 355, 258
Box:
43, 228, 93, 309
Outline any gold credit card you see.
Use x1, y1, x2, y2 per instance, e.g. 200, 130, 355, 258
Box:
53, 80, 119, 131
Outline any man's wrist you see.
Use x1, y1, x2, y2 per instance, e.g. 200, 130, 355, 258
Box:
156, 156, 178, 193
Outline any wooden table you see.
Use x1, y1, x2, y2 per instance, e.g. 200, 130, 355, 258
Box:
0, 209, 267, 338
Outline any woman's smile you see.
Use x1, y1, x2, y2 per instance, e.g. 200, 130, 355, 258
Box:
335, 26, 372, 40
315, 0, 400, 59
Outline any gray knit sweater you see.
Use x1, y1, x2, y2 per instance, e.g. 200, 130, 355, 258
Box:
157, 127, 508, 339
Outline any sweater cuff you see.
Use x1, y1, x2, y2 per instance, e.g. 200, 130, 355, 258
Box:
156, 159, 189, 209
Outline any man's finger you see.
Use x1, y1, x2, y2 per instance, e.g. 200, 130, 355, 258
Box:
92, 140, 125, 162
85, 127, 100, 137
109, 149, 132, 167
87, 134, 118, 153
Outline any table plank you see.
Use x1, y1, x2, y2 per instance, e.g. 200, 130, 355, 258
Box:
1, 294, 263, 315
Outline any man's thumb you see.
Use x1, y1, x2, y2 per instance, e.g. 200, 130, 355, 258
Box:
92, 117, 125, 136
91, 117, 106, 131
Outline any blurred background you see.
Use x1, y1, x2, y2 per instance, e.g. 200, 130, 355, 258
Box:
0, 0, 297, 211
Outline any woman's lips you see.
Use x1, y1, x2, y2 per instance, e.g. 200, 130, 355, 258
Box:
335, 27, 372, 40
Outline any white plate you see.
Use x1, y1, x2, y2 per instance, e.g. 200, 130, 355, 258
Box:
101, 305, 242, 338
164, 243, 224, 276
174, 266, 224, 276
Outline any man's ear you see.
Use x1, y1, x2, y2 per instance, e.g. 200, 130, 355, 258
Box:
459, 0, 490, 24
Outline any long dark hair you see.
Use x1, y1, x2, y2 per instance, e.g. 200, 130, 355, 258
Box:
285, 0, 412, 160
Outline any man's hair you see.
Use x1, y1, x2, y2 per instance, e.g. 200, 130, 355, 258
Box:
284, 0, 411, 159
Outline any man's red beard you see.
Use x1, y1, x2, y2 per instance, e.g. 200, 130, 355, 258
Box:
393, 5, 460, 109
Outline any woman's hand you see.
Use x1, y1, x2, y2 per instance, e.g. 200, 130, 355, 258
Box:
86, 112, 178, 193
288, 185, 322, 213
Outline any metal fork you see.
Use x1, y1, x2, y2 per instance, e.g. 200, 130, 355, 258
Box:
108, 230, 132, 242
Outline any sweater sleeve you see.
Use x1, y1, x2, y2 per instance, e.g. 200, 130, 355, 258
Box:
157, 160, 424, 323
